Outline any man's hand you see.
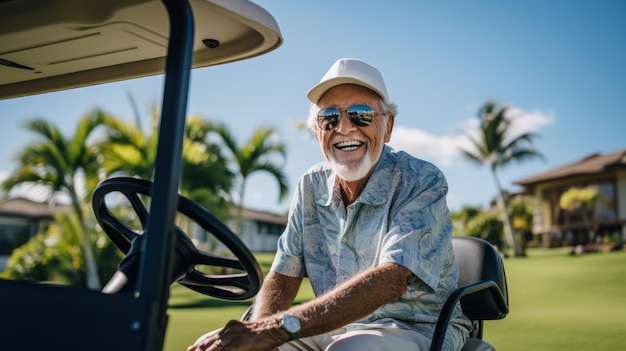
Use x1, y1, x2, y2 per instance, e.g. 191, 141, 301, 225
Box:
187, 319, 286, 351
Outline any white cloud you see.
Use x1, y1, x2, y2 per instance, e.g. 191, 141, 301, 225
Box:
388, 126, 464, 166
388, 107, 555, 167
506, 107, 555, 137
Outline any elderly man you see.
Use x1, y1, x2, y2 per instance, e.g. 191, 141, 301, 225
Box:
189, 58, 471, 351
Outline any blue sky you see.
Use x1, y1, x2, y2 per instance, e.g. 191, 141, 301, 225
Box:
1, 0, 625, 215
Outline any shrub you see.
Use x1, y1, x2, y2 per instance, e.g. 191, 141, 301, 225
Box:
465, 212, 504, 249
5, 212, 123, 287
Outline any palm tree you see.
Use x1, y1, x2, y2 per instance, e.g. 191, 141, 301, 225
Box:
2, 110, 106, 289
208, 122, 288, 234
97, 108, 157, 180
98, 109, 234, 219
181, 116, 234, 219
460, 101, 544, 257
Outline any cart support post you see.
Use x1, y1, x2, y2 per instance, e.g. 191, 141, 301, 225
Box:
138, 0, 195, 350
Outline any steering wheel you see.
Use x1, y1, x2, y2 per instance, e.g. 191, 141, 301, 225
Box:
92, 177, 263, 300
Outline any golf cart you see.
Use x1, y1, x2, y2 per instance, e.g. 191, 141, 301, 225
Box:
0, 1, 508, 350
0, 1, 280, 350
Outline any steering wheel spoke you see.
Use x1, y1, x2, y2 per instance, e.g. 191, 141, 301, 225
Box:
192, 253, 246, 271
94, 199, 142, 253
181, 272, 251, 289
124, 191, 149, 227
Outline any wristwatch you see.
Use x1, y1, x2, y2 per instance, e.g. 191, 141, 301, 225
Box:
280, 314, 301, 340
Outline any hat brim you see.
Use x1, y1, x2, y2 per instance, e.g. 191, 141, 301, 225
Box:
307, 77, 387, 104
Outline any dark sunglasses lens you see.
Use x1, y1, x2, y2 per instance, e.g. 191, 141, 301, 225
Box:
347, 105, 375, 126
318, 108, 340, 131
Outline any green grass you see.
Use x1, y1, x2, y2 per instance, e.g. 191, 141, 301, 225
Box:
484, 247, 626, 351
164, 249, 626, 351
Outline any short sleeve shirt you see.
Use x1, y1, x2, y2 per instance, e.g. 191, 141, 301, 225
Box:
271, 146, 471, 350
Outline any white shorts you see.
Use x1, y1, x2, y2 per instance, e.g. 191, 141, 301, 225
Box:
278, 327, 431, 351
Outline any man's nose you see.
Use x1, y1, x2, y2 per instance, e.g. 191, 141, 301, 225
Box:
334, 111, 356, 133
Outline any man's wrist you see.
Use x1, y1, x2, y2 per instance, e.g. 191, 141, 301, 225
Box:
280, 314, 301, 340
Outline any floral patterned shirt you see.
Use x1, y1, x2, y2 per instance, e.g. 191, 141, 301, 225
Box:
271, 145, 471, 351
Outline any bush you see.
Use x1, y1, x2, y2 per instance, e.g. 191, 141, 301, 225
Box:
465, 212, 504, 249
5, 233, 52, 282
5, 212, 123, 287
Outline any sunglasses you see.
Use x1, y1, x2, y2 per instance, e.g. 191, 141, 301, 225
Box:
316, 104, 385, 131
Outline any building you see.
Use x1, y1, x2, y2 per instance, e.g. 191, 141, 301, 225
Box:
228, 207, 287, 252
515, 148, 626, 247
190, 207, 287, 253
0, 198, 69, 271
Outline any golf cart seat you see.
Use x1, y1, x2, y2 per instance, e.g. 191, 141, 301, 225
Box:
430, 236, 509, 351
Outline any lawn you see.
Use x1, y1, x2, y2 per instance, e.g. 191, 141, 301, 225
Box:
164, 248, 626, 351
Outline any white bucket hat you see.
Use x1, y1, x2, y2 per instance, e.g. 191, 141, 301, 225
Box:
307, 58, 390, 104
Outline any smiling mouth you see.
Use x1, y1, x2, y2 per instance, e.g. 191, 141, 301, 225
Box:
334, 140, 363, 151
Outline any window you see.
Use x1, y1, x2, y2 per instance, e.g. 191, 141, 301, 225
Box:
0, 219, 32, 255
256, 221, 284, 236
595, 182, 616, 222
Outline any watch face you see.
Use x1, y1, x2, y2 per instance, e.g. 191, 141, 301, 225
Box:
283, 314, 301, 333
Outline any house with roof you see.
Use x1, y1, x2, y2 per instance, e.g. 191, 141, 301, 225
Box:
230, 207, 287, 252
515, 148, 626, 247
0, 198, 70, 271
191, 206, 287, 253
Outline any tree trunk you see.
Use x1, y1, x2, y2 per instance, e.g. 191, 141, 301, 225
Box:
234, 180, 246, 236
71, 196, 101, 289
491, 168, 523, 257
581, 206, 596, 245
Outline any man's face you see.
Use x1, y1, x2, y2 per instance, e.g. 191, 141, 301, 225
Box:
315, 84, 394, 182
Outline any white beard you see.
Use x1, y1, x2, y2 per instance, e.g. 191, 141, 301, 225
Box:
328, 146, 383, 182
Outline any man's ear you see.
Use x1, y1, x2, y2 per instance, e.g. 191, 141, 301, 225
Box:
384, 114, 395, 143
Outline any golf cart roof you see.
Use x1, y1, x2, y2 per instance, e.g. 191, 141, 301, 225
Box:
0, 0, 282, 99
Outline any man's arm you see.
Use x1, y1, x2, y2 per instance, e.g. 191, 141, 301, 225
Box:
289, 262, 412, 337
250, 271, 303, 320
188, 263, 412, 351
